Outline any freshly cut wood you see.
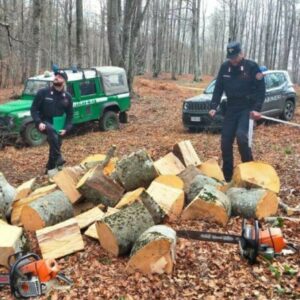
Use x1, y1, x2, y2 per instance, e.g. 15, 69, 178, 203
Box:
14, 178, 36, 201
63, 166, 86, 183
53, 169, 82, 204
178, 165, 203, 194
153, 175, 184, 190
96, 201, 155, 256
11, 184, 57, 226
187, 174, 223, 204
154, 152, 185, 175
147, 181, 184, 221
20, 190, 74, 231
73, 201, 102, 216
36, 218, 84, 259
182, 185, 231, 226
198, 158, 225, 182
0, 172, 16, 221
226, 187, 278, 219
114, 149, 158, 191
84, 207, 119, 239
75, 207, 104, 229
173, 140, 201, 167
115, 187, 145, 209
77, 165, 124, 207
0, 222, 25, 267
127, 225, 176, 274
80, 154, 118, 175
232, 161, 280, 193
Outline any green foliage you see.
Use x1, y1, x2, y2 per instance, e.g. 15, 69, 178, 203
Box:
283, 264, 298, 276
284, 146, 293, 155
269, 265, 281, 280
98, 257, 112, 265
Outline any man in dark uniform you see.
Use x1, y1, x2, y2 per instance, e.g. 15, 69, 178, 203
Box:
208, 42, 265, 182
30, 70, 73, 173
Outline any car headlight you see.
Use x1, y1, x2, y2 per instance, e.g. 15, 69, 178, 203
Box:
183, 102, 189, 110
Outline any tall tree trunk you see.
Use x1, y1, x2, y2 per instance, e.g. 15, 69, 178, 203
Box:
76, 0, 83, 67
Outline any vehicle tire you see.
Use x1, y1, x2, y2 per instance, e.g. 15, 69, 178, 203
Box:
99, 111, 120, 131
21, 122, 47, 147
281, 99, 295, 121
119, 111, 128, 123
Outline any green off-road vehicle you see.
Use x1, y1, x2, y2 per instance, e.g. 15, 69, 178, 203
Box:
0, 66, 131, 148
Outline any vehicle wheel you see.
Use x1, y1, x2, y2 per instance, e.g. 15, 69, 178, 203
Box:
21, 122, 47, 146
99, 111, 120, 131
281, 100, 295, 121
119, 111, 128, 123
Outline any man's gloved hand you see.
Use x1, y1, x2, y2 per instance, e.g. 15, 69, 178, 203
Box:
250, 111, 262, 120
209, 109, 216, 118
59, 129, 67, 136
38, 122, 46, 131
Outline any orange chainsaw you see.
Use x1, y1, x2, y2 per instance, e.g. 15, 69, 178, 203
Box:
0, 252, 73, 299
177, 219, 287, 264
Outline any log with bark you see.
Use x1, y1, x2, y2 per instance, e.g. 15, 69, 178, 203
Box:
80, 154, 118, 175
114, 149, 158, 191
115, 187, 145, 209
178, 165, 203, 194
127, 225, 176, 274
232, 161, 280, 193
14, 178, 36, 201
182, 185, 231, 226
154, 152, 186, 175
198, 158, 225, 182
226, 187, 278, 219
96, 201, 156, 256
75, 207, 104, 230
173, 140, 201, 167
36, 218, 84, 259
0, 172, 16, 221
20, 190, 74, 231
147, 181, 184, 221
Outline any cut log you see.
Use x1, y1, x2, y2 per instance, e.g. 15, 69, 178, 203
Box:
173, 140, 201, 167
14, 178, 36, 201
0, 172, 16, 221
75, 207, 104, 229
182, 185, 231, 226
0, 222, 25, 267
53, 169, 82, 204
153, 175, 184, 190
147, 181, 184, 221
226, 187, 278, 219
77, 165, 124, 207
127, 225, 176, 274
96, 201, 155, 256
20, 190, 74, 231
63, 166, 86, 183
115, 187, 145, 209
36, 218, 84, 259
114, 149, 158, 191
11, 184, 57, 226
80, 154, 118, 175
73, 201, 102, 216
178, 165, 203, 195
154, 152, 185, 175
84, 208, 119, 239
187, 174, 223, 204
198, 158, 225, 182
232, 161, 280, 193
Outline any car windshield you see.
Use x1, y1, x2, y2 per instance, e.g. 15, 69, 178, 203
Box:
204, 80, 216, 94
23, 80, 50, 96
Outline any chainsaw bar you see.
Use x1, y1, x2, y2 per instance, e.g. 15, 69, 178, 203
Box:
177, 230, 241, 244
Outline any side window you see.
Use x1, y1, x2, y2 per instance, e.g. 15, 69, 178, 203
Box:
265, 74, 280, 89
80, 80, 96, 96
66, 83, 75, 97
276, 73, 285, 85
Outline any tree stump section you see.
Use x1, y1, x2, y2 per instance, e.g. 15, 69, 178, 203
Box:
0, 172, 16, 221
14, 178, 36, 201
96, 201, 155, 256
147, 181, 184, 221
226, 187, 278, 219
198, 158, 225, 182
114, 149, 158, 191
232, 161, 280, 193
80, 154, 117, 175
75, 207, 104, 229
36, 218, 84, 259
153, 175, 184, 190
173, 140, 201, 167
127, 225, 176, 274
154, 152, 186, 175
115, 187, 145, 209
77, 165, 124, 207
178, 165, 203, 194
20, 190, 74, 231
182, 185, 231, 226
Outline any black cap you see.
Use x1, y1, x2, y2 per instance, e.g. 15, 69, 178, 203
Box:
226, 42, 241, 59
54, 70, 68, 82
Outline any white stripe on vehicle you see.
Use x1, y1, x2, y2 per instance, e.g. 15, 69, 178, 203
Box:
73, 97, 108, 108
17, 112, 30, 118
117, 93, 130, 99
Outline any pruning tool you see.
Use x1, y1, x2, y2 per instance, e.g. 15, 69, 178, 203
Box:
0, 252, 73, 299
177, 219, 287, 264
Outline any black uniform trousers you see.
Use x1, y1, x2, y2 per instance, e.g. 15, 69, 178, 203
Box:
44, 122, 63, 171
221, 107, 253, 182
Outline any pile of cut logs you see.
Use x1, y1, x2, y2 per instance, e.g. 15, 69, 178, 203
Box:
0, 140, 289, 274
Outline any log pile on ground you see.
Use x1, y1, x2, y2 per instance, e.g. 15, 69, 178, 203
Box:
0, 140, 286, 274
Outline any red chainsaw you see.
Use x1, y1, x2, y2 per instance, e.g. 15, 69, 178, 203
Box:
0, 252, 73, 299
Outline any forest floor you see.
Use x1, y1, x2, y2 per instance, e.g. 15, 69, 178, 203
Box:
0, 73, 299, 299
